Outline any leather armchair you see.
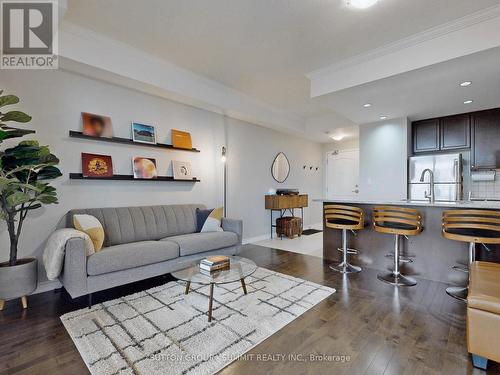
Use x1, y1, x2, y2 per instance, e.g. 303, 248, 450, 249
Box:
467, 261, 500, 370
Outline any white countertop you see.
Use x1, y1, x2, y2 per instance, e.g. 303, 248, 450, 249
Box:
313, 198, 500, 209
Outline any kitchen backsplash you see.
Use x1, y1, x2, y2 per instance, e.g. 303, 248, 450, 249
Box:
470, 169, 500, 199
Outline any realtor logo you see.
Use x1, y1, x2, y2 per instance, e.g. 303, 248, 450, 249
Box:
1, 0, 58, 69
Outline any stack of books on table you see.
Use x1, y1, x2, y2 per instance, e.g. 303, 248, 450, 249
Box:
199, 256, 230, 274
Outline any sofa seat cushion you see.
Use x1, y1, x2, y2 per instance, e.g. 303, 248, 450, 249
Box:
162, 232, 238, 256
87, 241, 179, 276
468, 261, 500, 315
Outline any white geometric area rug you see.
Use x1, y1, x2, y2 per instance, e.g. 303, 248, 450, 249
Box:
61, 267, 335, 375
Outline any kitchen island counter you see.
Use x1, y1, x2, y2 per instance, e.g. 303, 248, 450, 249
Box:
314, 198, 500, 209
319, 199, 500, 284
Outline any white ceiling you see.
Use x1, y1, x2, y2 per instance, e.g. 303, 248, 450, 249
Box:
315, 46, 500, 124
64, 0, 500, 142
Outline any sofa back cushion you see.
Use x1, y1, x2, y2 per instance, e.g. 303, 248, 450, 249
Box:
66, 204, 204, 247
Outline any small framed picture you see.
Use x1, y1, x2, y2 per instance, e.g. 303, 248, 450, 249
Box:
172, 160, 193, 180
82, 153, 113, 178
132, 122, 156, 144
133, 157, 158, 179
82, 112, 113, 138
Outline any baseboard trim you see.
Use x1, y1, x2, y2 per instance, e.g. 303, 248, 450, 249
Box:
33, 280, 62, 295
307, 222, 323, 230
243, 234, 270, 244
243, 222, 323, 244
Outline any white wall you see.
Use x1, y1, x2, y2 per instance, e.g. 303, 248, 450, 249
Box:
358, 118, 409, 200
1, 69, 323, 286
227, 119, 323, 239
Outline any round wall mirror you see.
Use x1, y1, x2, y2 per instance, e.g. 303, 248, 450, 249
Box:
271, 152, 290, 183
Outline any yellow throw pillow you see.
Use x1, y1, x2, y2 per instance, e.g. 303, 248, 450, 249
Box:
73, 214, 105, 251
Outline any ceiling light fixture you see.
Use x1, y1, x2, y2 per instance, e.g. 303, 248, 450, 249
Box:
363, 103, 372, 108
330, 134, 345, 141
460, 81, 472, 87
464, 100, 474, 104
380, 116, 388, 120
346, 0, 379, 9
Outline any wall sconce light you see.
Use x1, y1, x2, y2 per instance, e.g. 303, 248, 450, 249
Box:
221, 146, 227, 163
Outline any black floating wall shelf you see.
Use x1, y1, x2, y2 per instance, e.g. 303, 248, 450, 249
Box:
69, 131, 201, 153
69, 173, 200, 183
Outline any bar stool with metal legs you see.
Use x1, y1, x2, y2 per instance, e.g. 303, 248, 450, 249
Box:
442, 209, 500, 301
324, 204, 365, 274
373, 206, 423, 286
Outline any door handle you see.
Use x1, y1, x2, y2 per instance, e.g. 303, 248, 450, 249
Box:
352, 189, 359, 193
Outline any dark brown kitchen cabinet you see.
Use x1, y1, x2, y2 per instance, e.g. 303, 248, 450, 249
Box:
412, 114, 470, 153
413, 119, 440, 153
471, 108, 500, 170
440, 114, 470, 150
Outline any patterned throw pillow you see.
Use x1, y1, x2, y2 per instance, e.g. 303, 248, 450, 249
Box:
196, 207, 224, 233
73, 214, 105, 251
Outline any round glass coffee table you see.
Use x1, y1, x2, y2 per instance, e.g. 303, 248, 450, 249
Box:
171, 256, 257, 322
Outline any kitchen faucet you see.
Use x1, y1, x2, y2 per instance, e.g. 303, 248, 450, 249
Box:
420, 168, 435, 203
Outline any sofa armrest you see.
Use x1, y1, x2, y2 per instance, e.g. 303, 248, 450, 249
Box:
59, 238, 88, 298
222, 218, 243, 244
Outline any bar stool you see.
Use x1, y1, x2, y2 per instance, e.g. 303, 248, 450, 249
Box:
324, 204, 364, 274
373, 206, 423, 286
442, 209, 500, 301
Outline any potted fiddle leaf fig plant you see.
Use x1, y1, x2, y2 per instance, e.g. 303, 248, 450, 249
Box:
0, 91, 61, 310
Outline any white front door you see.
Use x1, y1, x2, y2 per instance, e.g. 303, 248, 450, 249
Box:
326, 149, 360, 199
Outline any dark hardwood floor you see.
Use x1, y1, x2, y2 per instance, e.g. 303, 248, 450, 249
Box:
0, 244, 497, 375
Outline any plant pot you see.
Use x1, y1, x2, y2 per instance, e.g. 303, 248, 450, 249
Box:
0, 258, 37, 300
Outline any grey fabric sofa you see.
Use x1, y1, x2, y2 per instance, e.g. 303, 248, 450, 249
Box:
58, 204, 242, 305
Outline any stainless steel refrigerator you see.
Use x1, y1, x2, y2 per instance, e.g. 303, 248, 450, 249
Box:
408, 153, 463, 202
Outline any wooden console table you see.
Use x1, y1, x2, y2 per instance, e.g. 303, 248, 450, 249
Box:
265, 194, 308, 238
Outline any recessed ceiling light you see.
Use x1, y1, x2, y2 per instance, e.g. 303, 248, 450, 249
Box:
363, 103, 372, 108
330, 134, 345, 141
346, 0, 379, 9
464, 100, 474, 104
380, 116, 388, 120
460, 81, 472, 87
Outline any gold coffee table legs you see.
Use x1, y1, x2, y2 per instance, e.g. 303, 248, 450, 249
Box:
185, 281, 190, 295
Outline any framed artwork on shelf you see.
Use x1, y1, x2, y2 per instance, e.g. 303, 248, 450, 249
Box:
172, 160, 193, 180
131, 122, 156, 144
171, 129, 192, 149
82, 153, 113, 178
133, 157, 158, 179
81, 112, 113, 138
